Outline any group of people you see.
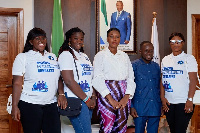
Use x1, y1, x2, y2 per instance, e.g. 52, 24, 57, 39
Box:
11, 26, 198, 133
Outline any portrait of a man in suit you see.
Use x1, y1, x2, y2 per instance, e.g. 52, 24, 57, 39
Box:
110, 1, 132, 44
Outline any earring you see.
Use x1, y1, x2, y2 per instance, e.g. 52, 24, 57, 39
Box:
68, 42, 71, 46
82, 44, 84, 47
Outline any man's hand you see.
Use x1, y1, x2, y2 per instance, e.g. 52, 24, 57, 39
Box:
161, 97, 170, 112
130, 107, 138, 118
124, 40, 129, 44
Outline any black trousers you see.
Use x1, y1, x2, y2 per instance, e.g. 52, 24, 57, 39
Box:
18, 100, 61, 133
165, 103, 194, 133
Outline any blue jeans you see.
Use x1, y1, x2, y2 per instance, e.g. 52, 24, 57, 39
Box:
65, 94, 93, 133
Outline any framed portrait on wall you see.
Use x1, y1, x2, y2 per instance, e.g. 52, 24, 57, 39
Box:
96, 0, 137, 54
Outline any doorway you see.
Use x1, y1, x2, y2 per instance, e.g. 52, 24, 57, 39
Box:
0, 7, 24, 133
191, 14, 200, 133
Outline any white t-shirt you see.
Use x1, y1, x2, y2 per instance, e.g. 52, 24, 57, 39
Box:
161, 51, 198, 104
58, 49, 93, 98
12, 50, 60, 105
92, 47, 136, 98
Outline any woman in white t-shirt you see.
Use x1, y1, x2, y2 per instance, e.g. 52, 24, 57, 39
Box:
161, 32, 198, 133
92, 28, 136, 133
12, 28, 67, 133
58, 27, 96, 133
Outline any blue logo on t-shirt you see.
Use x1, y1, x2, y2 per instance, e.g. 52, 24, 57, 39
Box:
79, 80, 90, 92
163, 81, 173, 92
37, 61, 59, 72
162, 67, 183, 78
32, 80, 48, 92
48, 56, 54, 60
177, 60, 184, 64
80, 64, 93, 76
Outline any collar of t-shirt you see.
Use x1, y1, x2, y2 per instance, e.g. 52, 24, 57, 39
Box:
69, 46, 82, 58
28, 50, 48, 56
170, 51, 184, 59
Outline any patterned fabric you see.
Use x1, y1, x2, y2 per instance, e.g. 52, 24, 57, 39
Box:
98, 80, 130, 133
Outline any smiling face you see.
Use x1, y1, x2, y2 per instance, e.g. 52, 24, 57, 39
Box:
107, 30, 120, 49
116, 1, 123, 12
140, 43, 154, 63
69, 32, 84, 52
30, 36, 47, 55
169, 36, 184, 56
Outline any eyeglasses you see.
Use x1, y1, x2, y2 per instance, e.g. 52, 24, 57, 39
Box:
169, 40, 183, 45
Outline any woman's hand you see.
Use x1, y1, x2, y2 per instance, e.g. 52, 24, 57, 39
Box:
119, 94, 129, 109
109, 98, 120, 109
11, 105, 20, 121
57, 95, 68, 109
130, 107, 138, 118
185, 100, 193, 113
105, 94, 120, 109
89, 96, 97, 109
86, 99, 95, 109
161, 97, 170, 112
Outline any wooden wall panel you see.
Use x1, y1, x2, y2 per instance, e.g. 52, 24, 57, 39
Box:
34, 0, 187, 62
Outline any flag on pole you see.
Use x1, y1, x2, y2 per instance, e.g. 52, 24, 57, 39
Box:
100, 0, 109, 50
151, 17, 160, 66
101, 0, 108, 26
51, 0, 64, 57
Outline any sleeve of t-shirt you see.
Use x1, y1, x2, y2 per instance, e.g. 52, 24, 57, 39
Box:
58, 51, 74, 71
187, 55, 198, 72
12, 53, 26, 76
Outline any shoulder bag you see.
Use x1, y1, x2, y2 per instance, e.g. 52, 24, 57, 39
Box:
58, 58, 82, 116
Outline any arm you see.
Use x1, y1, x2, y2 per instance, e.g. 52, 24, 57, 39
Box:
57, 76, 67, 109
61, 70, 94, 108
185, 55, 198, 113
92, 53, 110, 98
92, 53, 119, 108
160, 74, 170, 112
90, 88, 97, 109
185, 72, 197, 113
110, 13, 115, 28
11, 53, 25, 121
125, 13, 132, 44
119, 54, 135, 109
12, 75, 23, 121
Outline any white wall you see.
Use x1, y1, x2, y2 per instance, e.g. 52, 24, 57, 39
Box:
0, 0, 34, 44
187, 0, 200, 54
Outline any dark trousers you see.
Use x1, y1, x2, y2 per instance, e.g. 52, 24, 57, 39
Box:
18, 100, 61, 133
165, 103, 194, 133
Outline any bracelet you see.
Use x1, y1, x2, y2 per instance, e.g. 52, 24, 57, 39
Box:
83, 96, 89, 102
85, 97, 91, 103
58, 93, 65, 96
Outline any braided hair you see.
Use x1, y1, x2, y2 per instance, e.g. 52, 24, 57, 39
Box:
58, 27, 85, 58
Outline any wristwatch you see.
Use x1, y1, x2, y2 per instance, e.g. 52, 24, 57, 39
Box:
187, 98, 193, 102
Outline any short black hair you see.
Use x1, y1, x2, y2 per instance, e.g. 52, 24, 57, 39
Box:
169, 32, 185, 42
107, 28, 120, 37
140, 41, 153, 50
23, 27, 48, 53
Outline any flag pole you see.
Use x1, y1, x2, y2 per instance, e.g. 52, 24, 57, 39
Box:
152, 12, 157, 24
151, 11, 160, 66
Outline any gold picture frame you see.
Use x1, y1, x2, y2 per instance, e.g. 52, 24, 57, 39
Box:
96, 0, 137, 54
